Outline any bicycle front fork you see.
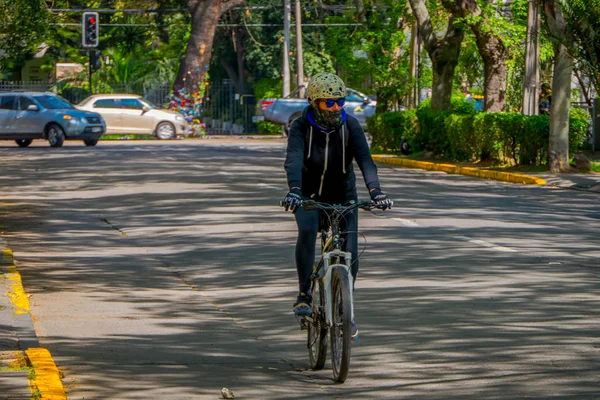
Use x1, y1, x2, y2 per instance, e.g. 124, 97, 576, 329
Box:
322, 249, 354, 327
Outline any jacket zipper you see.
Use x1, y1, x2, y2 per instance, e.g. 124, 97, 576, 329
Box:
318, 133, 330, 196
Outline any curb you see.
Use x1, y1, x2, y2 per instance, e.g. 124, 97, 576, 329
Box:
26, 348, 67, 400
1, 241, 67, 400
372, 155, 547, 185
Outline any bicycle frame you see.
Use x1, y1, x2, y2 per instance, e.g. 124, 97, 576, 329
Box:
305, 200, 375, 327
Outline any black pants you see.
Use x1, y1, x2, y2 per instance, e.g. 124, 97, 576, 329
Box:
294, 205, 358, 294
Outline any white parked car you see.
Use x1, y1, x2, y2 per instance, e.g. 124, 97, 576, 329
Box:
77, 94, 189, 139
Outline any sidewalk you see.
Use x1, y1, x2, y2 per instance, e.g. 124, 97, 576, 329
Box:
0, 238, 66, 400
532, 172, 600, 192
0, 242, 32, 399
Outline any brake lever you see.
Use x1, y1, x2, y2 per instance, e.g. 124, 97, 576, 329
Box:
302, 200, 316, 211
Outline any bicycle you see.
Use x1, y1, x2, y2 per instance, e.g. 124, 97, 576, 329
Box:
298, 199, 377, 383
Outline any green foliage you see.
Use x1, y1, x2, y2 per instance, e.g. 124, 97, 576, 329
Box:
256, 121, 282, 134
0, 0, 50, 61
556, 0, 600, 92
368, 110, 419, 152
370, 105, 590, 166
414, 97, 475, 154
445, 114, 475, 160
319, 0, 411, 108
569, 107, 591, 154
253, 78, 282, 100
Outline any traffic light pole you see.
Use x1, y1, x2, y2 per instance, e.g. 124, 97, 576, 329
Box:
88, 49, 93, 95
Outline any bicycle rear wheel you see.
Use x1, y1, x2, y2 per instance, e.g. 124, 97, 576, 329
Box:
330, 267, 352, 382
308, 279, 328, 370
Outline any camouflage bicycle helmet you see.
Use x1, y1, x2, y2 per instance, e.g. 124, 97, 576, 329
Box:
306, 73, 346, 103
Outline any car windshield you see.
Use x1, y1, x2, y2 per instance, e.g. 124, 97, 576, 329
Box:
33, 95, 74, 110
141, 99, 157, 109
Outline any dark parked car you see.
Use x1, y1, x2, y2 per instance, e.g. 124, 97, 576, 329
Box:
259, 86, 377, 132
0, 92, 106, 147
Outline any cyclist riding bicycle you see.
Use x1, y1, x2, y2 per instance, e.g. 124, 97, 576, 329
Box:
281, 72, 393, 338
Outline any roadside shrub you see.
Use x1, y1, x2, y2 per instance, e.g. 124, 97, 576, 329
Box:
416, 103, 450, 155
368, 110, 418, 152
416, 98, 475, 157
256, 121, 282, 134
445, 114, 475, 160
569, 107, 590, 155
369, 102, 590, 166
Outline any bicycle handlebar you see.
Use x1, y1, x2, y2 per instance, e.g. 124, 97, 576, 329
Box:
300, 200, 378, 213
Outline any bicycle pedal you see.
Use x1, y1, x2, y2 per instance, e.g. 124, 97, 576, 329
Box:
295, 315, 309, 330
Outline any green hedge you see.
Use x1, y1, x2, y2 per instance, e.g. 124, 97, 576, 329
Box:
369, 103, 590, 166
368, 109, 419, 153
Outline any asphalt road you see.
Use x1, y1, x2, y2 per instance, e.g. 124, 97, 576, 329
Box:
0, 139, 598, 399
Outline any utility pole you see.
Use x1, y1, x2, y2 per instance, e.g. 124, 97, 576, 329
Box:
408, 21, 420, 109
283, 0, 291, 98
88, 50, 93, 95
295, 0, 305, 98
522, 0, 540, 115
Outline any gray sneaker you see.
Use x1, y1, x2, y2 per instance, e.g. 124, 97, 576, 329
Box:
293, 292, 312, 317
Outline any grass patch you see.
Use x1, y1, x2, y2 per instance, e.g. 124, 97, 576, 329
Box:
100, 135, 156, 140
591, 161, 600, 173
488, 165, 547, 173
0, 365, 29, 372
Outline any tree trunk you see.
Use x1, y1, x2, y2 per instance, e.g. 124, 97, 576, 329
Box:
430, 24, 463, 111
543, 0, 573, 172
476, 31, 508, 111
409, 0, 464, 111
442, 0, 509, 112
174, 0, 246, 94
548, 42, 572, 172
354, 0, 366, 23
232, 27, 248, 94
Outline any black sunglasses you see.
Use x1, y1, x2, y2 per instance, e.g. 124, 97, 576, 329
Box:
322, 98, 346, 108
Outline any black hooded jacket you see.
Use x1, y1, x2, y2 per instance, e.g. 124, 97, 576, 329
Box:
284, 106, 381, 202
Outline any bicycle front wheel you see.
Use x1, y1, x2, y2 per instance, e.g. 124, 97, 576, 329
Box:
330, 267, 352, 383
308, 279, 328, 370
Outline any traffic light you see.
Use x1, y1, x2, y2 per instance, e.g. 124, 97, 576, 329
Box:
82, 12, 99, 48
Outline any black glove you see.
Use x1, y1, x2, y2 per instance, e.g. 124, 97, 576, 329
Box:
370, 188, 393, 210
282, 188, 303, 212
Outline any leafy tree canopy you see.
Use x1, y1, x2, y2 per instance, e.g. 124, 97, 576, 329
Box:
0, 0, 51, 60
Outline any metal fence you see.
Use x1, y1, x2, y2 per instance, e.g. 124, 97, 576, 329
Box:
0, 81, 172, 107
201, 80, 258, 134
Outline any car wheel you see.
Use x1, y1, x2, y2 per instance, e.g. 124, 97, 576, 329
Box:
84, 138, 99, 146
15, 139, 32, 148
47, 124, 65, 148
400, 138, 411, 155
155, 122, 175, 140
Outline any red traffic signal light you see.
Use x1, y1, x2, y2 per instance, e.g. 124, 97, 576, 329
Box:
82, 12, 99, 48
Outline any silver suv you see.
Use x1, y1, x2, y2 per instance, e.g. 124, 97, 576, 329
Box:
0, 92, 106, 147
